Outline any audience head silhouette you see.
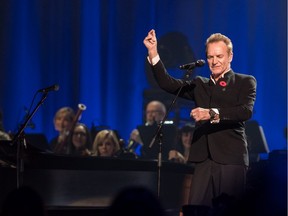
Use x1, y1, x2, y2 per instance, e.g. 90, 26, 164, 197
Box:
0, 186, 46, 216
106, 186, 166, 216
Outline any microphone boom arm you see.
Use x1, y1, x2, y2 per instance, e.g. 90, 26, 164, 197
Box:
12, 92, 49, 188
148, 65, 196, 197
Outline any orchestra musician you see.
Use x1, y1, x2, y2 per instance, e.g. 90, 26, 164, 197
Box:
49, 106, 75, 154
69, 122, 92, 156
50, 104, 87, 154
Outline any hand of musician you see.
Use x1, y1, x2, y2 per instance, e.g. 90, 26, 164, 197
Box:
129, 129, 143, 145
143, 29, 158, 61
58, 129, 68, 143
168, 150, 186, 164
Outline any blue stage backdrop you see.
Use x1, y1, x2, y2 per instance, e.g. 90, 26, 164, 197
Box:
0, 0, 287, 152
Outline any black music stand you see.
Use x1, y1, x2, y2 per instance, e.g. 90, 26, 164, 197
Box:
245, 120, 270, 162
137, 123, 178, 161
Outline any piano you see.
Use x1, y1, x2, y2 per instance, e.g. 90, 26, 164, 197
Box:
0, 140, 194, 214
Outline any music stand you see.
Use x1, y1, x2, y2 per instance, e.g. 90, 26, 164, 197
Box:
245, 120, 270, 162
137, 123, 178, 161
25, 133, 52, 153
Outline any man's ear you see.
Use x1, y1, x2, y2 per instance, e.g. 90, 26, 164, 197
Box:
229, 52, 233, 63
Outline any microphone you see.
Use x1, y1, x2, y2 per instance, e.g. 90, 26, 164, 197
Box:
179, 59, 205, 70
37, 84, 60, 93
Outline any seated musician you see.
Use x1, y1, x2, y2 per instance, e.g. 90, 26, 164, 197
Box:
129, 100, 184, 162
49, 107, 75, 154
69, 122, 92, 156
91, 129, 121, 157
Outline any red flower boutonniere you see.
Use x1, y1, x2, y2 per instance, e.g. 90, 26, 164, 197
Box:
219, 81, 227, 87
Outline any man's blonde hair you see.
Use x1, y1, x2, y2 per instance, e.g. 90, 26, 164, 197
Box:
205, 33, 233, 56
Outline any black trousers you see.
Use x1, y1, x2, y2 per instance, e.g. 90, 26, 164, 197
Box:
188, 159, 247, 207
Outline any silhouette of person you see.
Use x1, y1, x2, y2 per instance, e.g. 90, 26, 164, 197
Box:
0, 186, 47, 216
105, 186, 167, 216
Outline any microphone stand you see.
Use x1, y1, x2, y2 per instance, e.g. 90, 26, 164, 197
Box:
149, 67, 196, 198
11, 92, 48, 188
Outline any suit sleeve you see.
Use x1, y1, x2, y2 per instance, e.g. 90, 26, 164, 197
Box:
220, 75, 257, 122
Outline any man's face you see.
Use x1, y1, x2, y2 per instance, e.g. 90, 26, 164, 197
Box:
207, 41, 233, 79
145, 103, 164, 125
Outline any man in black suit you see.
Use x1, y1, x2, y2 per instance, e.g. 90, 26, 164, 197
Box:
143, 30, 257, 208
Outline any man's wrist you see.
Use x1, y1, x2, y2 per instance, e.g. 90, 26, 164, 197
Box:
209, 108, 220, 123
147, 54, 160, 66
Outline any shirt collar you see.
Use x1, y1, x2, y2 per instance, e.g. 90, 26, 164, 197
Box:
210, 69, 232, 84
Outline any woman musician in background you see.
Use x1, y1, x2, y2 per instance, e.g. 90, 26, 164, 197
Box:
50, 104, 87, 154
92, 129, 120, 157
69, 122, 92, 156
50, 106, 75, 154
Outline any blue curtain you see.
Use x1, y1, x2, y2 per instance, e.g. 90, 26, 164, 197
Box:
0, 0, 287, 151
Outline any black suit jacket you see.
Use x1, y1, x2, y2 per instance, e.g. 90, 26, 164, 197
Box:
151, 60, 257, 166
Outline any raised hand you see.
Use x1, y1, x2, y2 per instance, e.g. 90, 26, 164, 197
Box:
143, 29, 158, 59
